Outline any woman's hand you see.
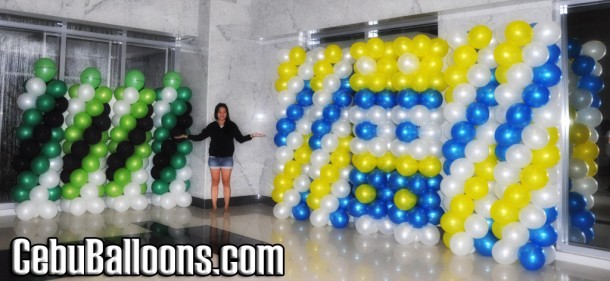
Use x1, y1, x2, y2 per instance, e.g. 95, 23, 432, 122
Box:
251, 133, 265, 138
174, 134, 188, 139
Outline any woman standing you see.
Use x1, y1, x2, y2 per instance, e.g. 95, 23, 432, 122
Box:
175, 103, 264, 212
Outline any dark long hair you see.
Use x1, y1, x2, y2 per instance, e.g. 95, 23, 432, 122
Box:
214, 103, 231, 122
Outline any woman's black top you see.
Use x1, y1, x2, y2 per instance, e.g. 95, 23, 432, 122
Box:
187, 120, 252, 157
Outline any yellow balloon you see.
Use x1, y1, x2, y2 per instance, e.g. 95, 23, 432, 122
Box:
310, 76, 324, 92
453, 45, 478, 67
444, 87, 454, 103
289, 46, 307, 65
450, 194, 475, 218
464, 177, 489, 200
412, 34, 431, 58
586, 159, 598, 177
494, 42, 522, 66
547, 127, 559, 145
532, 145, 561, 168
377, 57, 398, 76
349, 73, 368, 91
350, 42, 368, 59
392, 36, 413, 56
310, 179, 331, 196
338, 136, 353, 150
420, 55, 443, 75
355, 184, 377, 204
430, 38, 449, 57
313, 60, 333, 77
383, 44, 397, 59
330, 150, 350, 168
492, 222, 507, 239
505, 20, 533, 46
390, 72, 410, 91
419, 156, 442, 177
396, 155, 418, 176
366, 37, 386, 59
294, 146, 312, 164
429, 72, 448, 92
353, 152, 376, 173
411, 72, 430, 92
367, 72, 387, 92
570, 123, 590, 144
440, 211, 465, 234
490, 200, 518, 224
443, 65, 468, 87
503, 183, 530, 208
284, 160, 302, 179
394, 189, 417, 210
494, 65, 510, 84
275, 78, 288, 92
443, 232, 454, 248
271, 188, 285, 203
468, 25, 493, 49
278, 62, 298, 80
324, 44, 343, 63
377, 152, 396, 172
520, 164, 548, 190
273, 173, 292, 190
320, 163, 340, 182
475, 157, 497, 180
306, 193, 322, 209
573, 141, 600, 161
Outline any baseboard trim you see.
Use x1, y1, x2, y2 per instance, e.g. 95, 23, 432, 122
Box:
192, 195, 274, 209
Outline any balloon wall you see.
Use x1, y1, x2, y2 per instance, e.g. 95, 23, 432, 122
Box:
272, 20, 566, 270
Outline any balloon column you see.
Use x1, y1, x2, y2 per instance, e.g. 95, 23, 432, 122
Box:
12, 58, 66, 220
151, 72, 194, 209
567, 38, 605, 243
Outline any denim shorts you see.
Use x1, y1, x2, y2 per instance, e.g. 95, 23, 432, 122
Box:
208, 156, 233, 169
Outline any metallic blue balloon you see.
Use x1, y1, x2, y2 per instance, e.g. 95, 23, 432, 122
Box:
396, 89, 419, 109
311, 120, 332, 136
547, 44, 561, 64
442, 140, 465, 161
583, 227, 595, 243
338, 196, 350, 209
348, 198, 368, 217
330, 209, 349, 228
495, 123, 522, 146
303, 79, 311, 89
367, 169, 387, 188
474, 231, 497, 257
568, 38, 582, 59
349, 169, 367, 186
276, 118, 296, 134
377, 187, 395, 203
495, 145, 509, 162
568, 192, 586, 212
506, 103, 532, 128
300, 191, 310, 201
296, 88, 314, 107
466, 102, 490, 126
322, 104, 341, 123
389, 171, 409, 190
368, 200, 388, 219
443, 160, 452, 175
408, 207, 428, 228
420, 89, 443, 109
332, 89, 353, 108
544, 207, 557, 224
427, 206, 444, 225
451, 121, 476, 144
409, 173, 428, 195
388, 205, 408, 224
354, 89, 375, 109
274, 133, 287, 147
292, 202, 310, 221
396, 121, 418, 143
476, 80, 499, 106
427, 175, 442, 191
355, 121, 377, 140
286, 104, 304, 121
591, 94, 602, 108
418, 190, 441, 209
522, 83, 550, 108
375, 90, 396, 109
518, 243, 546, 271
533, 63, 562, 87
578, 75, 604, 94
572, 55, 596, 76
308, 134, 322, 150
340, 78, 351, 90
571, 210, 595, 229
529, 224, 557, 247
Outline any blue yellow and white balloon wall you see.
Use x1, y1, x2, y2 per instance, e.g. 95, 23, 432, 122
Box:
272, 20, 577, 270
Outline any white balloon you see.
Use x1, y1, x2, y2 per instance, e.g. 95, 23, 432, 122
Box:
390, 107, 410, 124
544, 246, 556, 265
522, 42, 549, 67
153, 100, 171, 115
495, 84, 522, 106
569, 158, 589, 180
16, 201, 38, 220
576, 108, 603, 128
585, 194, 594, 210
293, 175, 311, 192
443, 102, 466, 124
88, 170, 106, 186
394, 223, 417, 245
296, 118, 312, 135
88, 197, 106, 214
319, 194, 339, 213
297, 62, 314, 80
287, 76, 304, 94
276, 49, 290, 63
342, 47, 353, 62
531, 185, 559, 208
308, 106, 324, 121
453, 84, 476, 105
39, 200, 58, 219
348, 107, 367, 124
310, 209, 329, 227
450, 232, 474, 256
522, 124, 549, 150
532, 21, 561, 45
332, 119, 351, 137
441, 176, 465, 197
378, 218, 396, 235
285, 132, 303, 150
275, 146, 294, 164
533, 102, 559, 127
79, 183, 98, 200
355, 215, 378, 235
476, 122, 499, 144
175, 192, 192, 208
506, 63, 533, 88
273, 202, 291, 219
355, 56, 377, 75
77, 84, 95, 102
494, 105, 508, 123
310, 150, 330, 167
478, 47, 498, 68
428, 141, 442, 158
502, 222, 529, 247
592, 61, 603, 76
450, 159, 475, 180
49, 157, 63, 172
369, 137, 389, 157
68, 99, 86, 115
465, 140, 489, 163
389, 139, 409, 156
124, 182, 141, 197
377, 122, 396, 140
151, 195, 161, 207
331, 180, 351, 198
160, 87, 177, 102
397, 53, 420, 74
113, 100, 131, 116
447, 30, 468, 49
589, 127, 599, 143
312, 47, 325, 61
349, 138, 367, 155
60, 199, 71, 212
407, 139, 428, 160
176, 166, 193, 181
283, 189, 300, 207
39, 171, 60, 188
494, 162, 519, 185
581, 40, 606, 61
571, 176, 598, 196
131, 195, 149, 210
505, 144, 532, 168
429, 109, 444, 124
17, 93, 37, 110
152, 115, 163, 128
570, 88, 593, 110
492, 240, 518, 264
419, 123, 441, 140
70, 198, 88, 216
519, 204, 547, 229
321, 134, 339, 153
132, 169, 148, 185
467, 64, 492, 87
464, 214, 489, 239
26, 78, 47, 96
367, 105, 387, 125
30, 186, 49, 203
160, 193, 176, 209
278, 90, 296, 107
333, 60, 353, 78
420, 224, 441, 246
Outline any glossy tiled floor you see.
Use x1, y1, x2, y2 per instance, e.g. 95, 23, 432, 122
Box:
0, 204, 609, 280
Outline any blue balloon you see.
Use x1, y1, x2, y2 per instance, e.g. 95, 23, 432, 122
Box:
292, 202, 310, 221
476, 80, 499, 106
340, 78, 351, 90
311, 120, 332, 136
409, 173, 428, 195
547, 44, 561, 64
519, 243, 546, 271
427, 206, 444, 225
544, 207, 557, 224
388, 205, 408, 224
572, 55, 596, 76
568, 38, 582, 59
427, 175, 442, 191
389, 171, 408, 190
420, 89, 443, 109
396, 121, 419, 143
397, 89, 419, 109
369, 200, 388, 219
495, 145, 509, 162
348, 198, 368, 217
506, 103, 532, 128
529, 224, 557, 247
308, 134, 322, 150
276, 118, 296, 134
522, 83, 550, 108
274, 133, 288, 147
495, 123, 522, 146
418, 190, 441, 209
375, 90, 396, 109
569, 226, 586, 243
578, 75, 604, 94
332, 89, 353, 108
303, 80, 311, 89
451, 121, 476, 144
338, 196, 350, 209
408, 207, 428, 228
354, 89, 375, 109
533, 63, 562, 87
443, 160, 452, 175
300, 191, 310, 201
377, 187, 395, 203
330, 209, 349, 228
466, 102, 490, 126
367, 169, 387, 188
474, 232, 497, 257
571, 210, 596, 229
355, 121, 377, 140
583, 227, 595, 243
286, 104, 304, 121
442, 140, 465, 161
569, 192, 586, 212
349, 169, 367, 186
591, 94, 602, 108
322, 104, 341, 123
296, 88, 314, 107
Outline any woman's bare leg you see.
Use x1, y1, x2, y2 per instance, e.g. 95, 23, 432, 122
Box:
210, 168, 221, 210
221, 168, 232, 211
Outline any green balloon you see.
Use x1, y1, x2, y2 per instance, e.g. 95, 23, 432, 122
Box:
163, 71, 182, 89
98, 185, 105, 197
125, 70, 145, 90
81, 155, 100, 172
126, 155, 143, 172
62, 183, 79, 200
85, 99, 104, 117
177, 87, 193, 101
177, 141, 193, 154
22, 109, 43, 126
16, 125, 33, 141
153, 128, 170, 141
68, 84, 80, 99
70, 169, 88, 187
80, 67, 102, 88
135, 144, 153, 158
36, 94, 56, 113
131, 101, 148, 119
51, 127, 64, 142
114, 86, 125, 100
41, 141, 62, 158
62, 141, 73, 154
140, 183, 148, 194
95, 86, 113, 103
46, 80, 67, 98
152, 140, 162, 153
185, 180, 191, 190
108, 141, 118, 153
110, 127, 128, 142
31, 155, 50, 175
12, 186, 30, 203
119, 115, 137, 131
170, 154, 187, 169
114, 168, 131, 186
139, 88, 156, 105
155, 88, 163, 101
160, 167, 177, 182
170, 99, 187, 116
34, 58, 57, 82
18, 171, 38, 189
90, 142, 108, 158
48, 186, 62, 201
105, 182, 122, 197
74, 112, 92, 129
145, 131, 152, 142
65, 126, 83, 142
151, 180, 169, 195
161, 114, 177, 129
100, 131, 109, 143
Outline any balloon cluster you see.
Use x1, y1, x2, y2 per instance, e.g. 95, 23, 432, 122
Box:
150, 72, 194, 209
59, 67, 112, 216
103, 70, 155, 212
566, 38, 605, 243
12, 58, 66, 220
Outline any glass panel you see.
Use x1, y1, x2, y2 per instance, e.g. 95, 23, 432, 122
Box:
126, 44, 171, 88
0, 28, 60, 202
65, 37, 120, 87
